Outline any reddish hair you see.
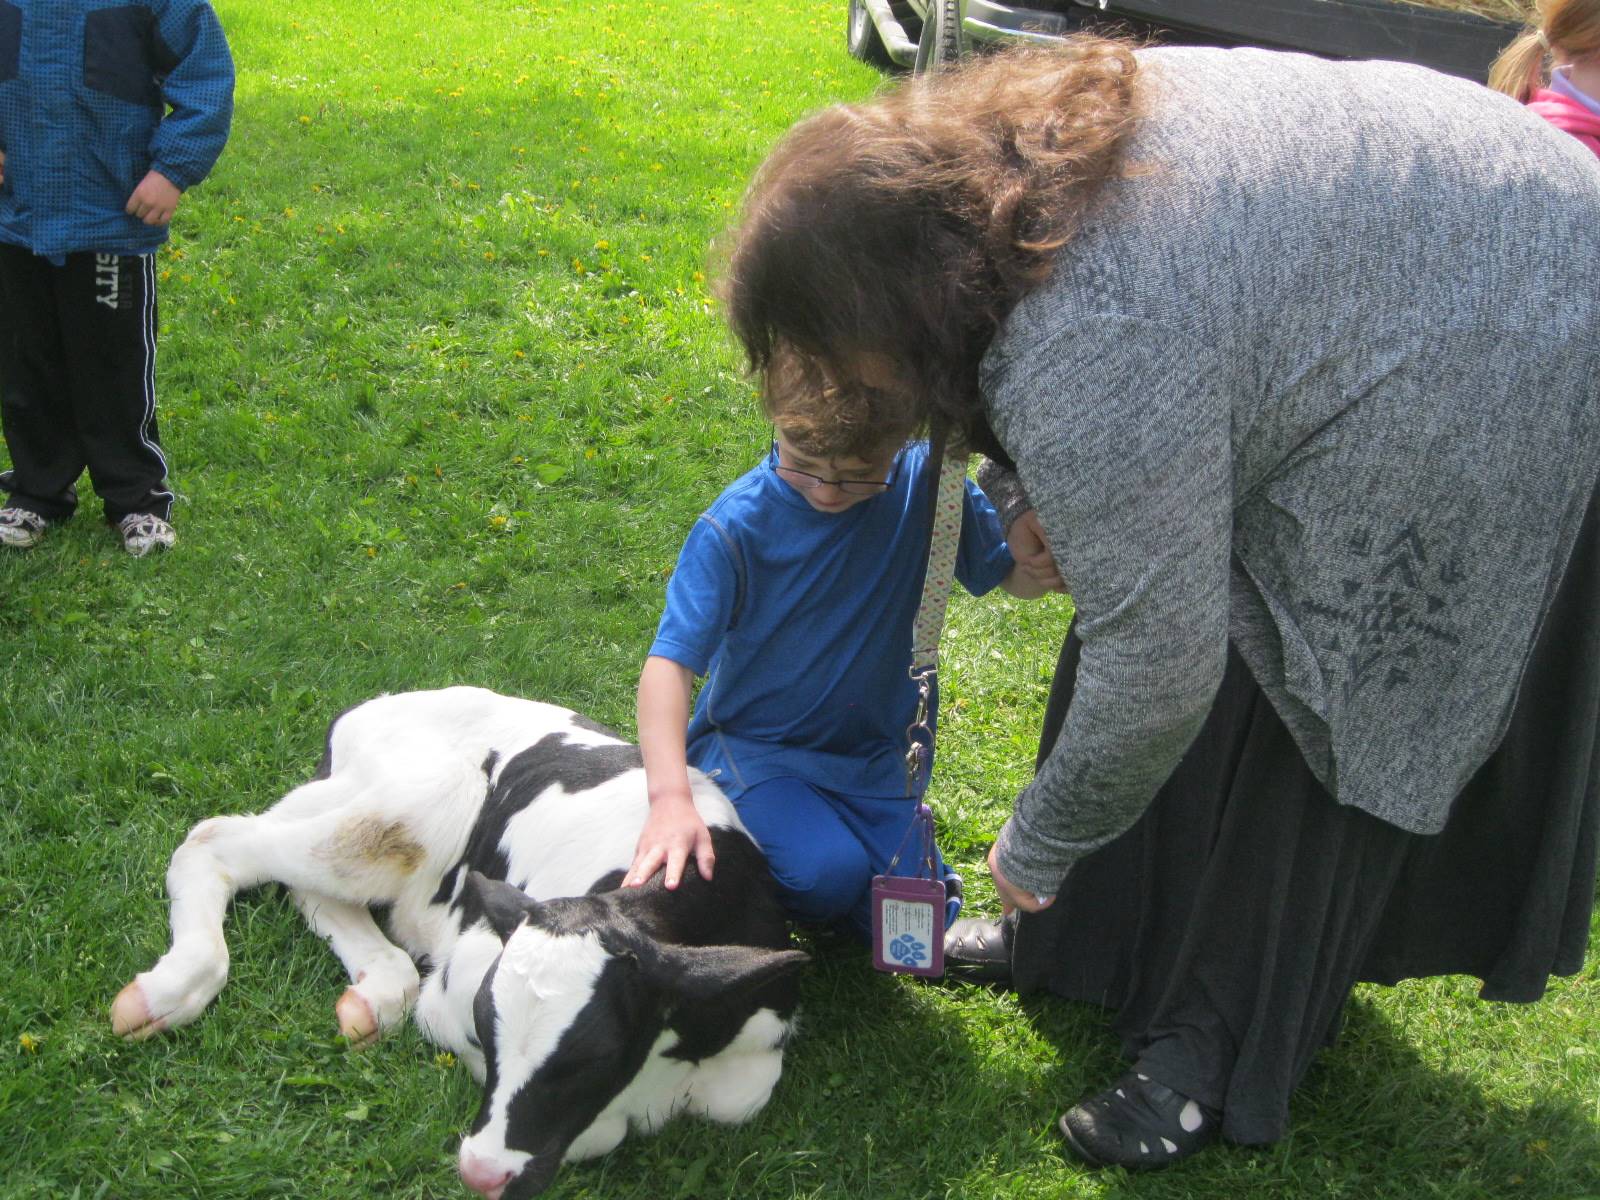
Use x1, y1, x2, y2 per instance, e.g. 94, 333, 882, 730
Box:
722, 38, 1141, 457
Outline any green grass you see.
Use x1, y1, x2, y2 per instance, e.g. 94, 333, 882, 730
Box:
1, 2, 1596, 1197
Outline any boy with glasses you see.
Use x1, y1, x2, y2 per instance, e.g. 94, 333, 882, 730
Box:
625, 417, 1048, 943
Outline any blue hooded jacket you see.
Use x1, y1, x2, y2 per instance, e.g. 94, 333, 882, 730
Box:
0, 0, 233, 263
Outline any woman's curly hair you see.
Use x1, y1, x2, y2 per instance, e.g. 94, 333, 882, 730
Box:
720, 37, 1141, 459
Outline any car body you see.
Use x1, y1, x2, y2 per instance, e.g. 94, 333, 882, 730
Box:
847, 0, 1523, 82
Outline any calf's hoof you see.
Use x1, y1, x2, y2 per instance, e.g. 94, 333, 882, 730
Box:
336, 987, 380, 1048
111, 979, 167, 1040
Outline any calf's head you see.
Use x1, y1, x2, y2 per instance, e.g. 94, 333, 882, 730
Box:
454, 873, 806, 1199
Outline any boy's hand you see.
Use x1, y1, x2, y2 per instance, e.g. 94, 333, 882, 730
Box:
0, 149, 6, 186
1008, 509, 1066, 593
126, 171, 182, 225
625, 793, 715, 890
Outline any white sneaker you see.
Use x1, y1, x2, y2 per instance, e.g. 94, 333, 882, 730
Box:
0, 506, 47, 549
118, 512, 176, 557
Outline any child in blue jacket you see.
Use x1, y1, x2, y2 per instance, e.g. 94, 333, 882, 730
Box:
0, 0, 233, 555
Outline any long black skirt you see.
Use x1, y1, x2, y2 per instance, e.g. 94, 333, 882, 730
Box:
1010, 493, 1600, 1146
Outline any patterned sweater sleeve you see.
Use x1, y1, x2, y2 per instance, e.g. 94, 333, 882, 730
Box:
148, 0, 235, 191
987, 315, 1234, 895
974, 457, 1033, 532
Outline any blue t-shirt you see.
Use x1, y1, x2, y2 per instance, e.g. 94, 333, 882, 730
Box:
649, 442, 1014, 799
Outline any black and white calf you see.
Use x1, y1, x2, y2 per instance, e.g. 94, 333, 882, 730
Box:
111, 687, 806, 1200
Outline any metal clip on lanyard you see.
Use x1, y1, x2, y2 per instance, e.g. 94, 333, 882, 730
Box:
872, 434, 969, 979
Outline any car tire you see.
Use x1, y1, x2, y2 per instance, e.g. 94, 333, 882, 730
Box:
847, 0, 893, 66
913, 0, 963, 72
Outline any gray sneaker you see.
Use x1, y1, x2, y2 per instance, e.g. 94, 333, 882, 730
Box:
118, 512, 176, 557
0, 506, 47, 549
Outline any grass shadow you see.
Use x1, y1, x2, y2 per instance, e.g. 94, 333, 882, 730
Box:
992, 979, 1600, 1199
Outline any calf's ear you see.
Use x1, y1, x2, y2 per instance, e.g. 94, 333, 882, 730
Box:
640, 943, 809, 1004
463, 870, 542, 942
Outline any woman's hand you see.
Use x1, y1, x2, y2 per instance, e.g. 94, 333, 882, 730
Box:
988, 843, 1055, 915
1008, 509, 1066, 593
625, 793, 715, 889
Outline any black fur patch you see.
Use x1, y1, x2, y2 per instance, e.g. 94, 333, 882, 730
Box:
430, 862, 463, 908
569, 712, 624, 740
454, 733, 642, 886
311, 700, 366, 782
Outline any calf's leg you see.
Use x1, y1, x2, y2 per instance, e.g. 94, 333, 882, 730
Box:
112, 788, 430, 1039
290, 890, 420, 1046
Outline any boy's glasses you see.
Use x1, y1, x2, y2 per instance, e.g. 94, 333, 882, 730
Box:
771, 442, 899, 495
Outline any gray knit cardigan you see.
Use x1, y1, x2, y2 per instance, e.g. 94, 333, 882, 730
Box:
980, 47, 1600, 896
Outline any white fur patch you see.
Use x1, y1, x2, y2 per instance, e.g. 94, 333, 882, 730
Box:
456, 926, 609, 1178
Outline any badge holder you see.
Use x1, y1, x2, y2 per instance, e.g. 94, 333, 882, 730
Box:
871, 802, 945, 978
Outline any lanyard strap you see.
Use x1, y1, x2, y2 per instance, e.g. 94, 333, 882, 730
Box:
904, 435, 969, 796
910, 446, 969, 673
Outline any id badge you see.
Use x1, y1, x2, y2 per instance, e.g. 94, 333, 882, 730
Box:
871, 873, 945, 978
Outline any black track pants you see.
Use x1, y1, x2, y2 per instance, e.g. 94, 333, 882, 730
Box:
0, 244, 171, 523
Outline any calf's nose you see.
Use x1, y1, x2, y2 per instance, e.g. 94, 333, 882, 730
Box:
458, 1149, 512, 1199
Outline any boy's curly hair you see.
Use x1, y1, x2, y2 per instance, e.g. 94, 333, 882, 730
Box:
763, 345, 914, 461
723, 37, 1142, 455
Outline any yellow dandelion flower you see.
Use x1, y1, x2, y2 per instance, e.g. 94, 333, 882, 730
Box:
19, 1033, 40, 1053
298, 115, 311, 125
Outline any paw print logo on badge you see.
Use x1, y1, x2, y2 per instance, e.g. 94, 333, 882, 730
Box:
889, 933, 928, 967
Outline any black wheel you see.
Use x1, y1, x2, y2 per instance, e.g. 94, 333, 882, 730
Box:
913, 0, 963, 73
847, 0, 893, 67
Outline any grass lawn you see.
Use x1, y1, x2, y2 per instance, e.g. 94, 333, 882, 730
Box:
1, 1, 1594, 1197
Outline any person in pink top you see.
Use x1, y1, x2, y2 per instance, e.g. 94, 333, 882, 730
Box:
1491, 0, 1600, 157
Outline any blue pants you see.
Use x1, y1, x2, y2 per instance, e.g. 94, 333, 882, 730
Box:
732, 778, 957, 942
